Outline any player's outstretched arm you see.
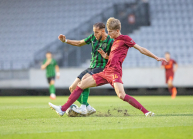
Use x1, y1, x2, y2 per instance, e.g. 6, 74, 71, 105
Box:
173, 63, 178, 72
133, 44, 167, 62
97, 48, 109, 59
58, 34, 86, 47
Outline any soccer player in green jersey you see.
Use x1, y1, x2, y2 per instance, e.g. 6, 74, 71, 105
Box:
58, 22, 114, 115
41, 52, 60, 100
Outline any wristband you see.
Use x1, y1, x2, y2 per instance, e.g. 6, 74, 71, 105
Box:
56, 72, 60, 76
65, 39, 68, 43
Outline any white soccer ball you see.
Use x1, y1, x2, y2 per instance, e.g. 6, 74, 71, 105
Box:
66, 104, 78, 117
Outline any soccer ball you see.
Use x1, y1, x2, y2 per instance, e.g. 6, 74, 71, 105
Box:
66, 104, 79, 117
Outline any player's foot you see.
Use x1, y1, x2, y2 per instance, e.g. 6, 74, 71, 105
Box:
48, 102, 65, 116
72, 107, 87, 116
145, 111, 155, 117
86, 105, 96, 116
50, 94, 56, 100
171, 87, 177, 99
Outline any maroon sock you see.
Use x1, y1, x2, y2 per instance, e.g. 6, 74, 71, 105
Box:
168, 86, 174, 94
124, 94, 149, 114
61, 86, 83, 111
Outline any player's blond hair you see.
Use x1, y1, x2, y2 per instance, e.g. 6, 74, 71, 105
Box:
106, 17, 121, 30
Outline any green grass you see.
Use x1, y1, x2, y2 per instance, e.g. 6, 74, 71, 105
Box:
0, 96, 193, 139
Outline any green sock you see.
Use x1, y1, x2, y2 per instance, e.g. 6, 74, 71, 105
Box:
49, 85, 55, 94
77, 94, 83, 104
81, 88, 90, 106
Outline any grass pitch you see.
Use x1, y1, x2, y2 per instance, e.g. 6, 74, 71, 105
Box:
0, 96, 193, 139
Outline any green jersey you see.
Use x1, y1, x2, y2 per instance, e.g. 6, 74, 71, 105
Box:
84, 34, 114, 68
43, 59, 57, 78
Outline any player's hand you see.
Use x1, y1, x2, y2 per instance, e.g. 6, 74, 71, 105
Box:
98, 48, 108, 59
156, 57, 167, 62
46, 59, 52, 65
58, 34, 66, 42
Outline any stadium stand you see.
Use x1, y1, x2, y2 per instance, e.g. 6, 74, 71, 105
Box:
0, 0, 131, 70
0, 0, 192, 70
126, 0, 193, 67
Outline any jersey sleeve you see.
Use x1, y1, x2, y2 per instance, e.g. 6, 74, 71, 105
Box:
84, 34, 94, 44
124, 36, 136, 48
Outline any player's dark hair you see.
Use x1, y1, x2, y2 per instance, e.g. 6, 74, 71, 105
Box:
165, 52, 170, 55
46, 51, 52, 54
93, 22, 105, 29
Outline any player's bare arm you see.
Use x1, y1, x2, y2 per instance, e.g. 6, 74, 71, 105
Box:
173, 63, 178, 72
133, 44, 167, 62
58, 34, 86, 47
97, 48, 109, 59
41, 59, 51, 69
55, 65, 60, 79
161, 65, 165, 69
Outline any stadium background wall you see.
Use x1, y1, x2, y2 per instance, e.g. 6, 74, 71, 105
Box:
0, 67, 193, 96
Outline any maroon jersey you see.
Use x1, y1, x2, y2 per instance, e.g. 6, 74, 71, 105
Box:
104, 35, 136, 75
162, 59, 177, 75
162, 59, 177, 83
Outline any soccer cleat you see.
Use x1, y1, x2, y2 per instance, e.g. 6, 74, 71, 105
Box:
72, 107, 87, 116
171, 87, 177, 99
48, 102, 65, 116
145, 111, 155, 117
50, 94, 56, 100
86, 106, 96, 116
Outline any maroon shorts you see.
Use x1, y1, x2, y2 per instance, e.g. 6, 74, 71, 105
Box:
92, 70, 123, 87
165, 73, 174, 83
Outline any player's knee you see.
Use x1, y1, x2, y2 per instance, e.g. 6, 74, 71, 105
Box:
77, 81, 87, 90
77, 82, 83, 88
50, 80, 55, 85
69, 86, 74, 93
82, 73, 90, 80
117, 92, 125, 100
168, 82, 172, 87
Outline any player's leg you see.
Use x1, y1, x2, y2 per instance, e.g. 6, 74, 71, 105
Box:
69, 68, 91, 105
69, 78, 81, 93
49, 72, 107, 116
80, 73, 91, 107
114, 82, 154, 116
75, 73, 97, 115
80, 68, 104, 115
69, 78, 83, 104
60, 74, 97, 112
167, 77, 177, 99
167, 78, 173, 93
49, 77, 56, 100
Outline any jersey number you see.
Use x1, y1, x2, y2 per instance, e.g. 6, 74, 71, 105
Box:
112, 74, 118, 79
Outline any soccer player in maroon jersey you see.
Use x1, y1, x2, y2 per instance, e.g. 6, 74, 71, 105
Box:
161, 52, 178, 99
49, 17, 167, 117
